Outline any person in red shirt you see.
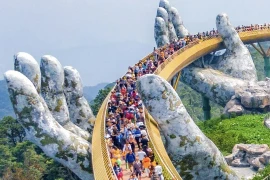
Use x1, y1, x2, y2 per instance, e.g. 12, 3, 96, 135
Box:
121, 86, 127, 95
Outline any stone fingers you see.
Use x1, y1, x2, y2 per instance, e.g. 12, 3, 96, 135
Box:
40, 55, 91, 141
4, 70, 93, 180
155, 17, 170, 47
215, 13, 257, 81
64, 66, 95, 135
170, 7, 189, 38
14, 52, 41, 93
155, 0, 189, 47
137, 74, 239, 180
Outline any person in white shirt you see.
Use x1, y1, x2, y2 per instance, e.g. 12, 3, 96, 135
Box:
127, 119, 135, 129
137, 148, 146, 163
154, 162, 164, 180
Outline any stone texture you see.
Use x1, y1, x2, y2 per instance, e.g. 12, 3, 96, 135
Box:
168, 22, 178, 43
223, 81, 270, 116
231, 159, 250, 167
156, 7, 169, 27
223, 97, 245, 116
4, 70, 93, 180
214, 13, 257, 82
181, 66, 247, 106
14, 52, 41, 93
155, 0, 188, 46
226, 144, 270, 171
40, 55, 90, 140
159, 0, 171, 16
137, 74, 238, 180
170, 7, 189, 38
154, 17, 169, 47
64, 66, 95, 134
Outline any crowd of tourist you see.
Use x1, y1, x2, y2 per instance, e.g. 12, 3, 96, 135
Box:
236, 23, 270, 32
104, 24, 269, 180
104, 56, 165, 179
104, 40, 176, 179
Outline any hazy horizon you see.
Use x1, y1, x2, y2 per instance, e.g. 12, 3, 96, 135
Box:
1, 0, 270, 86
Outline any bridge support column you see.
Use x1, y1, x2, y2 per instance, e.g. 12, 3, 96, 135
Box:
170, 77, 175, 87
264, 56, 270, 78
202, 95, 211, 120
173, 72, 181, 90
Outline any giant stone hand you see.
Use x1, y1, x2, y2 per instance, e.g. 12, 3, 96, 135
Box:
154, 0, 269, 115
155, 0, 189, 46
5, 53, 95, 179
137, 75, 239, 179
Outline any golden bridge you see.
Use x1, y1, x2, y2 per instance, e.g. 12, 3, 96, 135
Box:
92, 28, 270, 180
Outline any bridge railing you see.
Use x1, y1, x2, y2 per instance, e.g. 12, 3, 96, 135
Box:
154, 28, 270, 76
92, 94, 118, 179
144, 109, 182, 180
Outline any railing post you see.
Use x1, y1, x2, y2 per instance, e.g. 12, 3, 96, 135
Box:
264, 56, 270, 78
202, 95, 211, 120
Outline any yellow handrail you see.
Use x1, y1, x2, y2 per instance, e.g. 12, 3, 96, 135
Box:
144, 110, 182, 180
92, 28, 270, 180
92, 94, 117, 179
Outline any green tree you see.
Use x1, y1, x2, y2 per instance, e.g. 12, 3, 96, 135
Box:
90, 86, 112, 116
0, 116, 80, 180
176, 82, 223, 122
0, 116, 25, 145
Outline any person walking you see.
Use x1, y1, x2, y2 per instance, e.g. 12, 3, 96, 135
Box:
142, 155, 151, 178
133, 158, 142, 180
137, 148, 146, 164
154, 162, 164, 180
126, 150, 136, 172
133, 127, 141, 148
113, 163, 124, 180
122, 141, 132, 160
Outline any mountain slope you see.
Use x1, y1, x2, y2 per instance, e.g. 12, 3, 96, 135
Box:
0, 80, 14, 119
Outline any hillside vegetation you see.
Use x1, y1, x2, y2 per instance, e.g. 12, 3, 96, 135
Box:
197, 114, 269, 155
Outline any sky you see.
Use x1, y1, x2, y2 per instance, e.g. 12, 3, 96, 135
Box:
0, 0, 270, 86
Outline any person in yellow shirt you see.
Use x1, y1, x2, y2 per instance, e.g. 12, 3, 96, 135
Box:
111, 146, 121, 159
111, 158, 116, 165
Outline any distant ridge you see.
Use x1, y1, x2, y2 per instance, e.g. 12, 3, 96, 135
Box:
83, 82, 109, 102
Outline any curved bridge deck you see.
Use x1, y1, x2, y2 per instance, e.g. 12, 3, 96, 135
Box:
92, 28, 270, 179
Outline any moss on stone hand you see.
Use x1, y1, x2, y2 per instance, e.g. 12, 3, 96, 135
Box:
77, 152, 92, 173
71, 81, 77, 89
178, 154, 199, 179
54, 99, 63, 112
41, 135, 63, 147
79, 110, 86, 118
220, 162, 235, 175
179, 135, 189, 147
20, 106, 32, 118
169, 134, 176, 139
